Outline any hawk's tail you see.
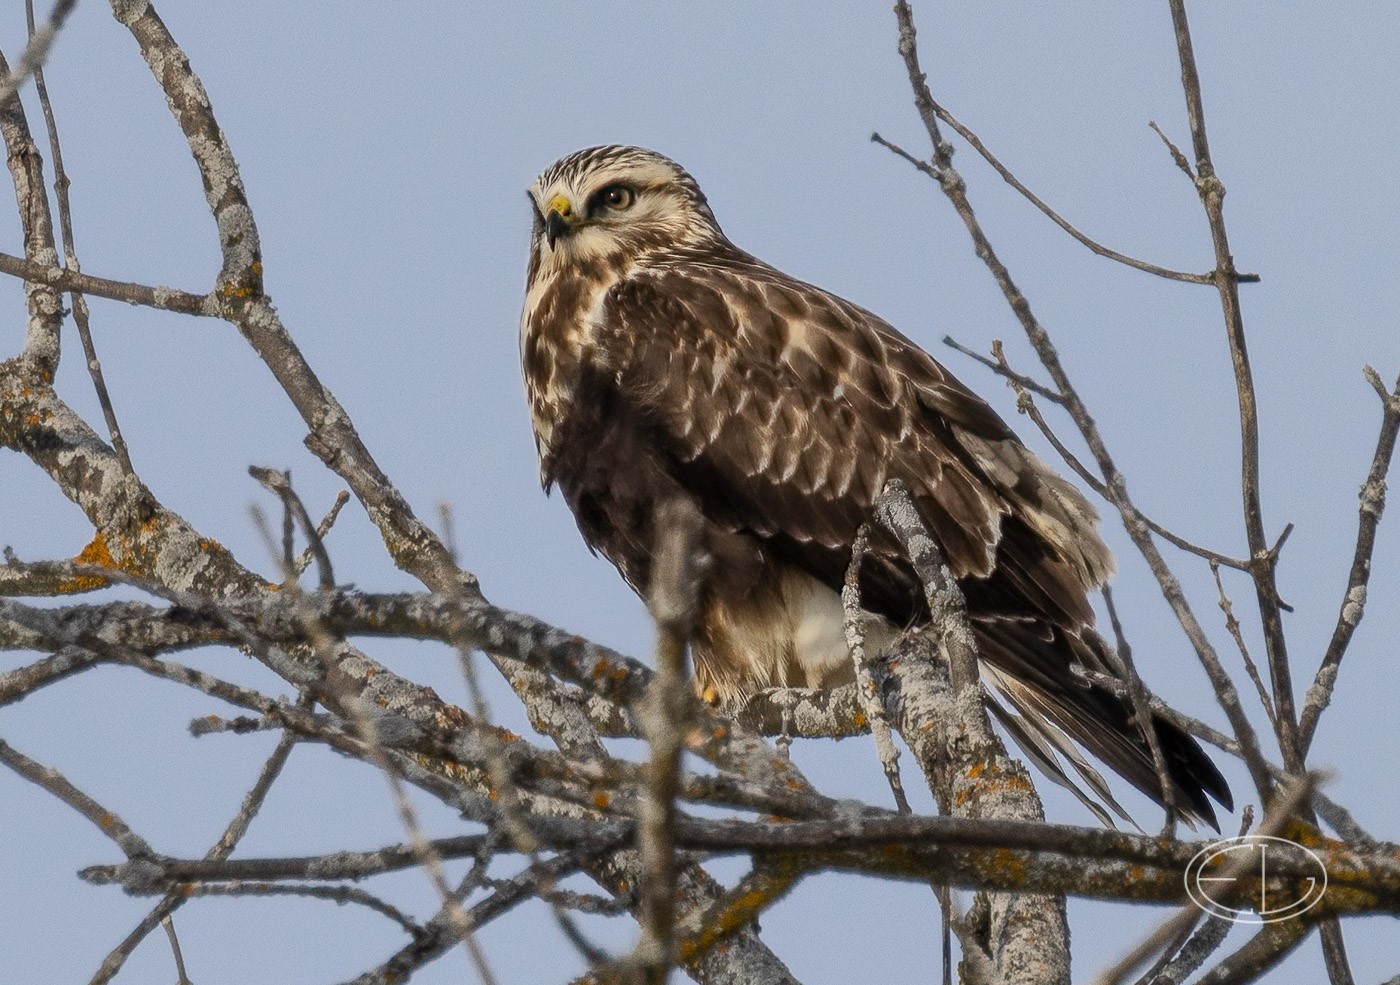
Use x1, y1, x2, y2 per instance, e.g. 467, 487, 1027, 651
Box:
977, 620, 1233, 831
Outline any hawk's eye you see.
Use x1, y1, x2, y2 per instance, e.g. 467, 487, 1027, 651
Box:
594, 184, 635, 213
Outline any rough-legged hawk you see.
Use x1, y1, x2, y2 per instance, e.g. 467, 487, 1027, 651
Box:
519, 144, 1231, 829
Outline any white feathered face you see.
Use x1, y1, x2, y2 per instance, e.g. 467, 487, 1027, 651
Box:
526, 145, 721, 270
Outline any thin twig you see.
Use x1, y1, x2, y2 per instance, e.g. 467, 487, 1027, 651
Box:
1166, 0, 1302, 775
1298, 366, 1400, 754
293, 490, 350, 577
0, 250, 212, 313
0, 737, 154, 859
162, 918, 192, 985
915, 96, 1258, 284
345, 853, 592, 985
84, 835, 499, 886
1148, 122, 1195, 180
0, 0, 78, 109
943, 333, 1066, 404
438, 498, 606, 963
870, 131, 938, 179
990, 340, 1251, 572
1210, 562, 1276, 726
843, 523, 912, 814
27, 0, 133, 473
1141, 911, 1230, 985
172, 880, 422, 936
1101, 585, 1178, 835
0, 643, 102, 703
249, 467, 336, 589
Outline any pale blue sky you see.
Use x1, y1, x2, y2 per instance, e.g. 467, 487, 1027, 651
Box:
2, 2, 1397, 982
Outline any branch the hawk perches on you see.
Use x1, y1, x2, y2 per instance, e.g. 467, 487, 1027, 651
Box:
518, 144, 1231, 829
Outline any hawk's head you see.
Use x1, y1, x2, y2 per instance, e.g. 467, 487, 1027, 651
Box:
527, 146, 721, 272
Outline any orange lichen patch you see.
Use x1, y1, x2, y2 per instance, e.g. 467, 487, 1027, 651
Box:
179, 883, 195, 898
678, 862, 803, 961
85, 518, 168, 580
711, 725, 728, 741
966, 762, 986, 780
487, 788, 500, 802
76, 532, 114, 566
984, 847, 1029, 882
219, 280, 255, 300
44, 533, 116, 593
954, 773, 1034, 808
852, 711, 867, 727
99, 813, 114, 829
592, 791, 611, 810
1280, 818, 1329, 849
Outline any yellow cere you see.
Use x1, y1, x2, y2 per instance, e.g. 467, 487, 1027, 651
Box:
547, 194, 573, 218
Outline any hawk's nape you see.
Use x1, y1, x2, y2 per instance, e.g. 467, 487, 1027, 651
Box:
518, 144, 1232, 830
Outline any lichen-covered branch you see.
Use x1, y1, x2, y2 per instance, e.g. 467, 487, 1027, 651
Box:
0, 44, 62, 378
867, 479, 1069, 985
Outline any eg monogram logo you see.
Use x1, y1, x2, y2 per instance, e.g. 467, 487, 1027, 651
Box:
1184, 835, 1328, 924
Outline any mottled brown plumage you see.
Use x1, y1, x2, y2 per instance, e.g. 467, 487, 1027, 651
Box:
519, 145, 1231, 829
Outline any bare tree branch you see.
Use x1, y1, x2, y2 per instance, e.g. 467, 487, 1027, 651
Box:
1164, 0, 1302, 774
884, 0, 1275, 805
26, 0, 133, 474
1298, 366, 1400, 754
0, 0, 78, 109
0, 43, 62, 378
906, 90, 1258, 285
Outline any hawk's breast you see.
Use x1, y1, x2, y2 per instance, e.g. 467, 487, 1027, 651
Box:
520, 264, 623, 479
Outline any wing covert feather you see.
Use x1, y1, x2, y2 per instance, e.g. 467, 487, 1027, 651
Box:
598, 264, 1011, 595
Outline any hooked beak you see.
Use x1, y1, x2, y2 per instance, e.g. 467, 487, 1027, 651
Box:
545, 210, 571, 248
544, 194, 578, 248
